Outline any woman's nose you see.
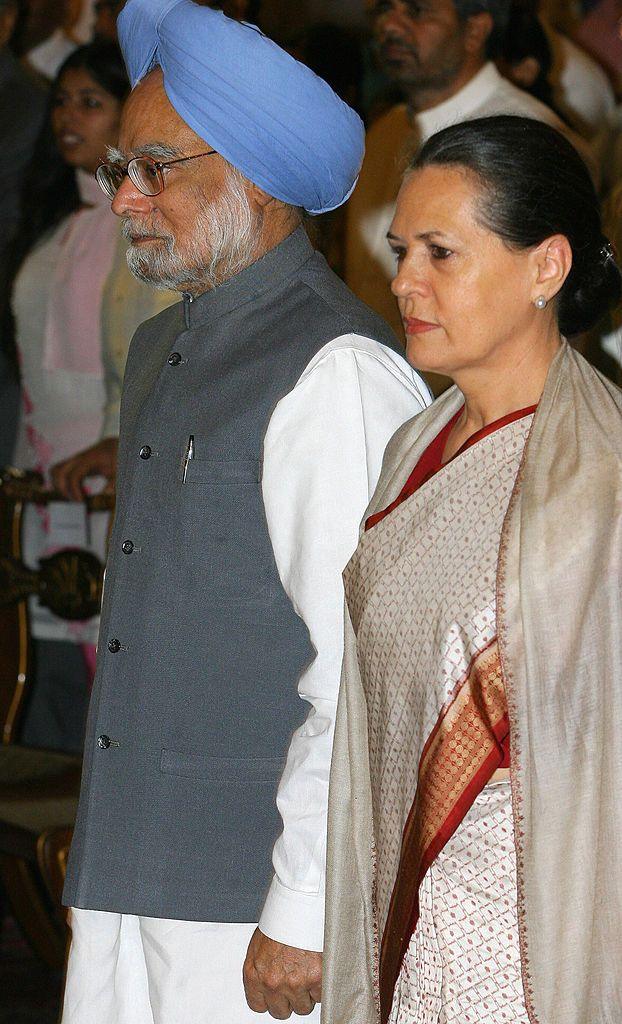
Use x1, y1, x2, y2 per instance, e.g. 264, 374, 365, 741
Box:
54, 107, 74, 129
391, 259, 426, 298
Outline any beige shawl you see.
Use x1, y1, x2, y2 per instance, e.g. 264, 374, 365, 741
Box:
322, 342, 622, 1024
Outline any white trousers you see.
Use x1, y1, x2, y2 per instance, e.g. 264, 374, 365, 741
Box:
62, 910, 321, 1024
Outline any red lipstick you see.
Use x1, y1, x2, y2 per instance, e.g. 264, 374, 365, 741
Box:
404, 318, 439, 335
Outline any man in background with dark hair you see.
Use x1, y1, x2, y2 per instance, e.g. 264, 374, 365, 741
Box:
345, 0, 565, 343
0, 0, 45, 464
94, 0, 126, 40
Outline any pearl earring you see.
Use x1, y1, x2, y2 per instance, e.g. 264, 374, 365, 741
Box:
534, 296, 547, 310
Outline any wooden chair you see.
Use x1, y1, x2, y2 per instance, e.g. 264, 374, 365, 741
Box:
0, 468, 31, 745
0, 749, 81, 966
0, 471, 112, 966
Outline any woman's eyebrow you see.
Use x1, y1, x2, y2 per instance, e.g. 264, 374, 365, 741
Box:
386, 230, 454, 243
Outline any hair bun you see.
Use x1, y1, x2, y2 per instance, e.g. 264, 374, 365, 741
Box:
599, 238, 616, 265
560, 239, 622, 336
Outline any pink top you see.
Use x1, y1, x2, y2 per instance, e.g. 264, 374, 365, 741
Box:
43, 168, 118, 379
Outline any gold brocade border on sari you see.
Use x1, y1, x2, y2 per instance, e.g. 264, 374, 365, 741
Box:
379, 639, 509, 1023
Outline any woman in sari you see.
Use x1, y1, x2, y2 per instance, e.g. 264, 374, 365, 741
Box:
323, 115, 622, 1024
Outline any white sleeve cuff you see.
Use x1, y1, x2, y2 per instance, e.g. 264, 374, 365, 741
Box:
258, 875, 325, 953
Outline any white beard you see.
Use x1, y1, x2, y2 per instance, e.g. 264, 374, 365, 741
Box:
123, 170, 258, 293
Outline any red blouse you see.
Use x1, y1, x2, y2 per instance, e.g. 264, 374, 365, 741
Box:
366, 404, 537, 769
367, 405, 537, 532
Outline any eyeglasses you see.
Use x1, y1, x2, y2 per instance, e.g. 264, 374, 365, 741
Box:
95, 151, 217, 200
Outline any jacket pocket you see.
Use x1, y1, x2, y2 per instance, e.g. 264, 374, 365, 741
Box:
177, 458, 277, 606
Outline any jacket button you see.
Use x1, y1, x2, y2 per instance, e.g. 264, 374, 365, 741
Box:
139, 444, 152, 460
167, 352, 182, 366
108, 638, 121, 653
122, 540, 134, 554
98, 735, 111, 749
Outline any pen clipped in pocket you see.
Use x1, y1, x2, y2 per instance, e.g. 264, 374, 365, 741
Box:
181, 434, 195, 483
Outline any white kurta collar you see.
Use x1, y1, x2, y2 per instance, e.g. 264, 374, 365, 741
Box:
414, 62, 505, 139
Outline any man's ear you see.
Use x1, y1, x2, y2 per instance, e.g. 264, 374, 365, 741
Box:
244, 180, 303, 228
245, 181, 275, 210
464, 11, 493, 58
508, 56, 541, 89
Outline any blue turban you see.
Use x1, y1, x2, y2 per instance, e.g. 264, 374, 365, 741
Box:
117, 0, 365, 215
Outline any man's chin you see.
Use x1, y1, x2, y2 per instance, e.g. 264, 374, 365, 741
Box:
126, 250, 180, 292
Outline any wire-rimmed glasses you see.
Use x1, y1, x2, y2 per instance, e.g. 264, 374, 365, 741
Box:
96, 150, 217, 200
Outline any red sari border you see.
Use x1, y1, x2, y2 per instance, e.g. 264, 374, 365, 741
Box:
378, 640, 510, 1022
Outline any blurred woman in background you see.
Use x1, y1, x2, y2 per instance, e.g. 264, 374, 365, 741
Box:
9, 40, 171, 753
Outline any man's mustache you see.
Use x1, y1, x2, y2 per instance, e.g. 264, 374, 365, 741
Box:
122, 220, 173, 243
377, 31, 418, 58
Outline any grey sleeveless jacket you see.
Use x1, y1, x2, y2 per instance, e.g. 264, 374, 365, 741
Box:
63, 228, 399, 921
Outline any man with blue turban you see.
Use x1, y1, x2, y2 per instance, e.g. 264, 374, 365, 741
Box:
59, 3, 430, 1021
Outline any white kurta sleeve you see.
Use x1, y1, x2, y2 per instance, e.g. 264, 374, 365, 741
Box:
257, 335, 430, 951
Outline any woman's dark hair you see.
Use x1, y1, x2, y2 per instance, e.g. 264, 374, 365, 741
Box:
1, 41, 129, 375
412, 115, 622, 336
16, 40, 129, 259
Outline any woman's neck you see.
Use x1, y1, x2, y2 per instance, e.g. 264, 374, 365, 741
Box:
444, 326, 562, 461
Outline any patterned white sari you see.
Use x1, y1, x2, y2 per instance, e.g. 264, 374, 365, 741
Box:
345, 412, 532, 1022
323, 344, 622, 1024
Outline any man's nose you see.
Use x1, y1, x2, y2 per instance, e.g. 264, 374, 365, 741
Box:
111, 174, 155, 218
376, 2, 411, 36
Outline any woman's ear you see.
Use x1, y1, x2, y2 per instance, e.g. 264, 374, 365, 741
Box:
464, 12, 493, 57
531, 234, 573, 301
